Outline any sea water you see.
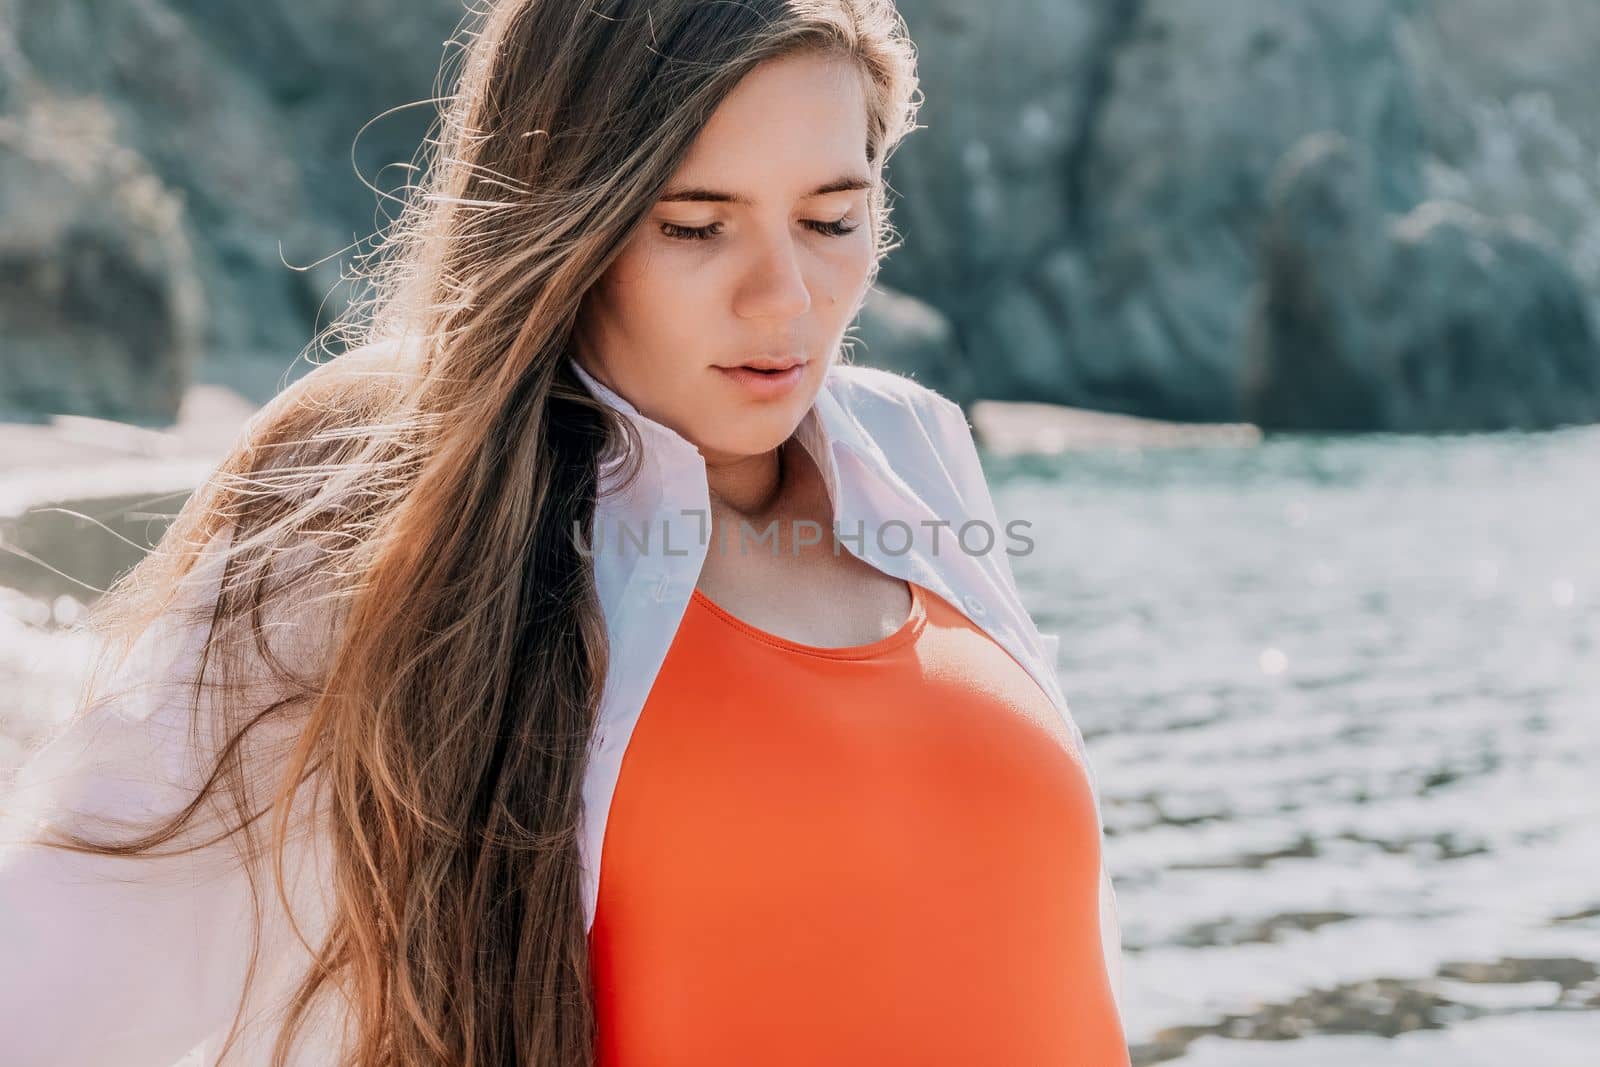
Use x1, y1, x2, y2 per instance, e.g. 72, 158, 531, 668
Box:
991, 423, 1600, 1064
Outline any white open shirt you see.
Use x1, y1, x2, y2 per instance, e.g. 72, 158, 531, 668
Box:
0, 353, 1124, 1065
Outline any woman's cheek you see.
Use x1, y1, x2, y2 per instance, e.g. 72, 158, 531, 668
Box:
830, 239, 873, 300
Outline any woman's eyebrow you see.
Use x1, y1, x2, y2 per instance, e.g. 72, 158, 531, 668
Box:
658, 173, 871, 205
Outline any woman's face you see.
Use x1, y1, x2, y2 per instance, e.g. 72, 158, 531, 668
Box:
576, 51, 876, 467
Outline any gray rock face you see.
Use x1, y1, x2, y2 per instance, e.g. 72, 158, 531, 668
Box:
882, 0, 1599, 428
1239, 135, 1394, 432
1378, 203, 1600, 431
1406, 0, 1600, 322
3, 0, 460, 414
886, 0, 1433, 420
1241, 133, 1600, 431
0, 94, 201, 422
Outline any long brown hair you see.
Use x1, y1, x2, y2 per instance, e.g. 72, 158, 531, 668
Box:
26, 2, 920, 1064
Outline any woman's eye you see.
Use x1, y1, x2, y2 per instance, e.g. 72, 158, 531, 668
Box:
659, 218, 860, 243
660, 221, 722, 242
804, 217, 860, 238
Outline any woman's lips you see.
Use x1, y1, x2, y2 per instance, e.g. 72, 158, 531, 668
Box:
714, 362, 807, 398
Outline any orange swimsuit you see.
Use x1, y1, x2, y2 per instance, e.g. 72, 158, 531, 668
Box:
589, 579, 1129, 1065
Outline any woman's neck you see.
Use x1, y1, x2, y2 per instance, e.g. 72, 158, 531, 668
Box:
705, 438, 787, 517
702, 436, 837, 564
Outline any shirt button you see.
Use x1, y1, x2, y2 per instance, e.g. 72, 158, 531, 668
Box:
962, 593, 987, 618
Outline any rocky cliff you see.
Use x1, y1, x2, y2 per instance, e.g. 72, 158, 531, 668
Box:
2, 0, 1597, 431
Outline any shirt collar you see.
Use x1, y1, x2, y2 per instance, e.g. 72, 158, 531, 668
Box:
566, 355, 883, 509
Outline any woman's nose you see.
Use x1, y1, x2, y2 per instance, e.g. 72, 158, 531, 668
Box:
734, 235, 812, 321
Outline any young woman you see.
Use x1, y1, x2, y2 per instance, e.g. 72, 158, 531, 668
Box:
0, 1, 1128, 1064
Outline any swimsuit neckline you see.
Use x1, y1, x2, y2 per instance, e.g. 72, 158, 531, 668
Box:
689, 580, 927, 661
